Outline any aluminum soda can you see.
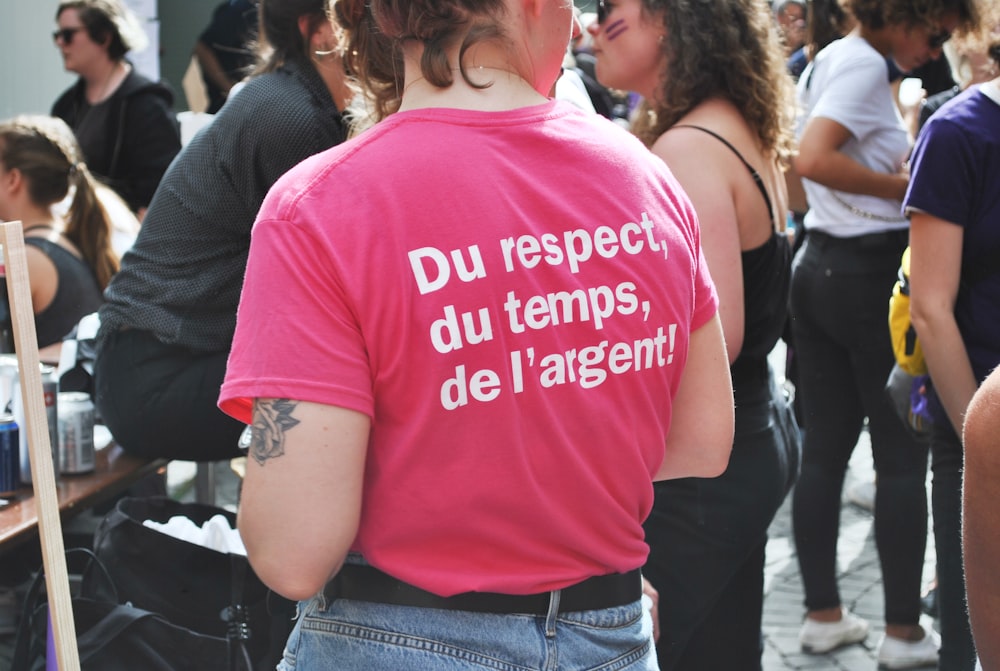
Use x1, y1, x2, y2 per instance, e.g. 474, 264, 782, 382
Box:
0, 414, 20, 496
13, 364, 59, 484
58, 392, 95, 474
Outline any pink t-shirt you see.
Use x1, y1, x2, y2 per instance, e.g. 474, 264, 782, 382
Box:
220, 101, 718, 596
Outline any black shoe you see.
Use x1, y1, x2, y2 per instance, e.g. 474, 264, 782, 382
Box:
921, 586, 938, 618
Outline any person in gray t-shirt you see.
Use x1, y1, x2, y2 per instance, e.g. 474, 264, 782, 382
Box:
94, 0, 351, 462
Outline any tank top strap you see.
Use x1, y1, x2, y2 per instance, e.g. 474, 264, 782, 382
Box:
671, 124, 775, 223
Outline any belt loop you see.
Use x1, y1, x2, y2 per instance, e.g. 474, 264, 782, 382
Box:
544, 590, 561, 638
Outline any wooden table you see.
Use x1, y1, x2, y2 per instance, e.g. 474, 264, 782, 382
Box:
0, 444, 167, 555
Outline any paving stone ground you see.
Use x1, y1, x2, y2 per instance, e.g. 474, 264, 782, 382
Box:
761, 428, 938, 670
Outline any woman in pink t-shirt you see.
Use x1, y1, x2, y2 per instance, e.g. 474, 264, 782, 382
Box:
220, 0, 734, 668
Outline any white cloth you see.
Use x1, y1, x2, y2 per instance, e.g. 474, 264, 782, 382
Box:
143, 514, 247, 555
797, 35, 910, 235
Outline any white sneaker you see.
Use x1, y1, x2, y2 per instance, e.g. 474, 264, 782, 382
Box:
799, 609, 870, 653
847, 479, 876, 512
877, 628, 940, 669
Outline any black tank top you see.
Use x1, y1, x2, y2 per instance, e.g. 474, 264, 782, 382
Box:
26, 237, 104, 347
670, 125, 790, 402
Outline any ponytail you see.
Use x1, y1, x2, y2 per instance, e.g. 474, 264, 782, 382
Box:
64, 164, 119, 290
0, 115, 120, 290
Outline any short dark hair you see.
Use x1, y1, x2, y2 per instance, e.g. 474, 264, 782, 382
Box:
56, 0, 144, 62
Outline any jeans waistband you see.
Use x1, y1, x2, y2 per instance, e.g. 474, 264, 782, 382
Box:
323, 564, 642, 615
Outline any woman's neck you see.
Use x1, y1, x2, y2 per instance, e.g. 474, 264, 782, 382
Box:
315, 55, 354, 113
4, 202, 57, 233
399, 64, 548, 113
84, 59, 130, 105
397, 42, 547, 113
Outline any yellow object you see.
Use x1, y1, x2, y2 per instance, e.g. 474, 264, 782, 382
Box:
888, 247, 928, 376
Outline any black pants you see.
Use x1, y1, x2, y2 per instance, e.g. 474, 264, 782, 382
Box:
789, 230, 928, 625
94, 328, 245, 462
643, 366, 800, 670
930, 421, 977, 670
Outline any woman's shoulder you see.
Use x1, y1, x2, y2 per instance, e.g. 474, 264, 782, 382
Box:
116, 68, 175, 108
219, 66, 345, 145
655, 102, 761, 163
52, 79, 86, 119
25, 233, 86, 263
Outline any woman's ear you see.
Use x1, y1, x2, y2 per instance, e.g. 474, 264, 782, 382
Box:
1, 166, 23, 195
308, 16, 338, 55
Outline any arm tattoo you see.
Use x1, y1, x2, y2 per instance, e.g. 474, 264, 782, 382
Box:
251, 399, 301, 465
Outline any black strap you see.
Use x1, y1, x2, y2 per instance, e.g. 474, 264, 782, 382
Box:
671, 124, 776, 223
324, 564, 642, 615
11, 548, 118, 669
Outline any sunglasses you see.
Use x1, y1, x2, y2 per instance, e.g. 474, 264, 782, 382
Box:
52, 27, 82, 44
596, 0, 610, 24
927, 29, 951, 50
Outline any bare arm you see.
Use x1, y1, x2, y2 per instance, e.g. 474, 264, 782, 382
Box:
784, 161, 808, 215
25, 245, 57, 314
908, 213, 976, 433
655, 312, 734, 480
653, 132, 745, 363
962, 366, 1000, 669
794, 117, 908, 201
237, 398, 370, 601
194, 41, 236, 99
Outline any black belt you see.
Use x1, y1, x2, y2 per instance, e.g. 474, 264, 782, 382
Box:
807, 228, 908, 250
323, 564, 642, 615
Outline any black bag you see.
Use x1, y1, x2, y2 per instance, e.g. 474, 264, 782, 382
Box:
89, 497, 296, 670
11, 548, 231, 671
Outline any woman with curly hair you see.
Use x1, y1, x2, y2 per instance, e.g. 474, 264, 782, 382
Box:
589, 1, 800, 668
790, 0, 981, 666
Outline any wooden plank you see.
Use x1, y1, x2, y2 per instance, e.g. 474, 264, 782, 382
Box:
3, 221, 80, 671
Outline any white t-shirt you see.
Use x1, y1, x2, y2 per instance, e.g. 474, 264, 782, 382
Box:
797, 36, 910, 236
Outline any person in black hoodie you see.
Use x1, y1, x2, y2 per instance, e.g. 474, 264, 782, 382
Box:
51, 0, 179, 217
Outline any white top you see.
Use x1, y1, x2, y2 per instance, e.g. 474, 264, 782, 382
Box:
797, 35, 910, 236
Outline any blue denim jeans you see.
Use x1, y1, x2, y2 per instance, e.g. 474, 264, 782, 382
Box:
277, 593, 656, 671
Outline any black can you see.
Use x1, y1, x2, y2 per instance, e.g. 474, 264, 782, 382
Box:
0, 414, 19, 496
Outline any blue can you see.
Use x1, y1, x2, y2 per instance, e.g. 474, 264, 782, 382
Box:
0, 414, 19, 496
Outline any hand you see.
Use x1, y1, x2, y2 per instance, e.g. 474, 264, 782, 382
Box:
642, 577, 660, 642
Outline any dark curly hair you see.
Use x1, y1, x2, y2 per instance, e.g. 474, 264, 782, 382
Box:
847, 0, 980, 33
631, 0, 796, 164
333, 0, 507, 122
